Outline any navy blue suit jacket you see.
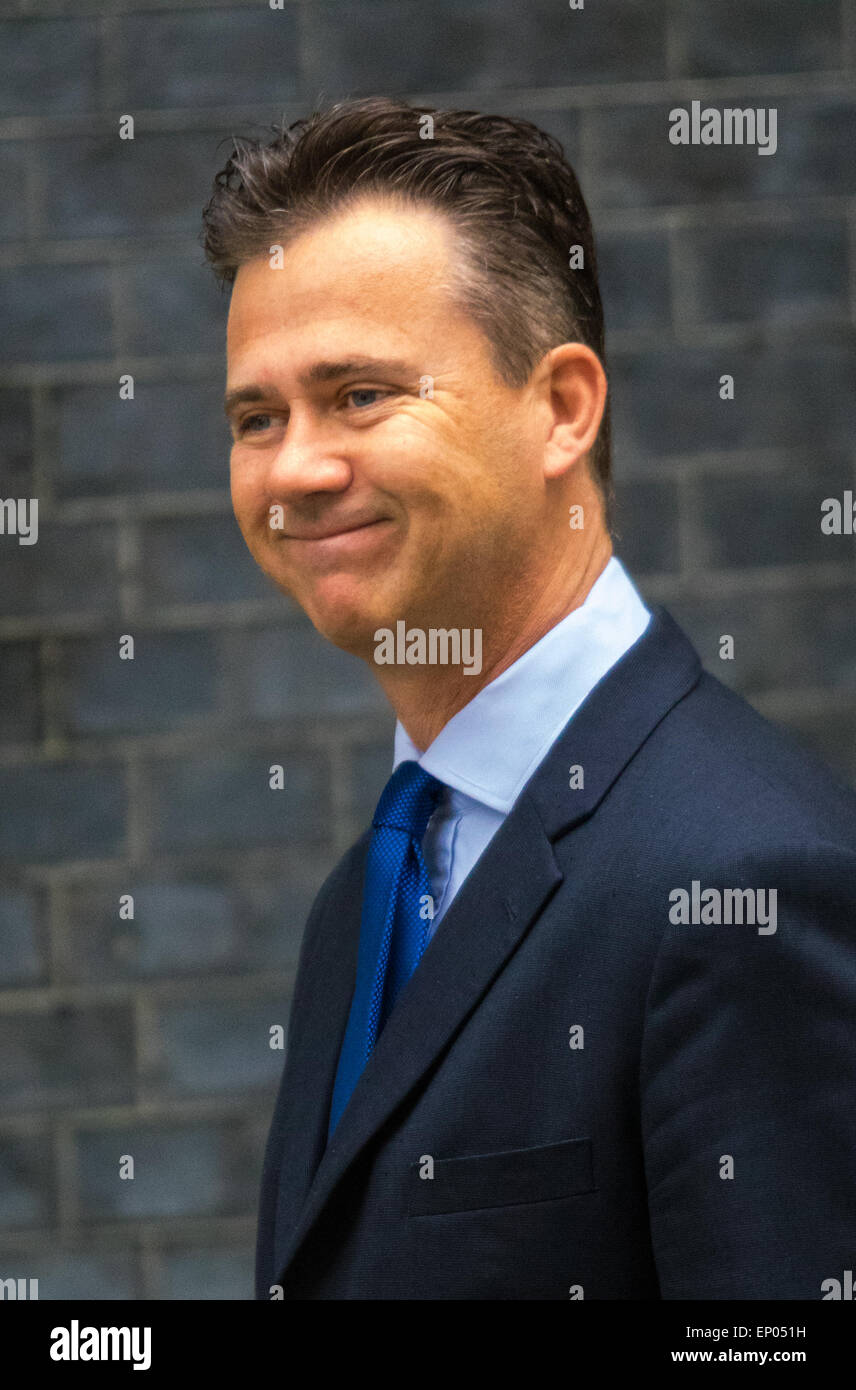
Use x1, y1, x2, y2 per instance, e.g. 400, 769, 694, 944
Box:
256, 605, 856, 1299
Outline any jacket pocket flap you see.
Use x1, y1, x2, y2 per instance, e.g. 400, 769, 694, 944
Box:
407, 1136, 594, 1215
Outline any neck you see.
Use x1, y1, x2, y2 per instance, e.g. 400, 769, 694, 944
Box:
374, 531, 613, 752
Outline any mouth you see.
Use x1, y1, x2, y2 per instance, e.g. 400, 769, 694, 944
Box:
283, 517, 395, 562
287, 517, 388, 542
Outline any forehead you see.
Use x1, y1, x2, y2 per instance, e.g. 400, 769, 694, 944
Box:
226, 198, 464, 360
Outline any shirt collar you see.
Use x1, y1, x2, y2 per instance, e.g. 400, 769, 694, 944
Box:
392, 555, 651, 812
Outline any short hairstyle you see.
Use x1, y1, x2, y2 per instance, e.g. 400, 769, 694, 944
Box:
202, 96, 613, 530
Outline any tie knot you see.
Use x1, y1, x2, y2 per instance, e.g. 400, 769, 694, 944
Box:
372, 759, 444, 838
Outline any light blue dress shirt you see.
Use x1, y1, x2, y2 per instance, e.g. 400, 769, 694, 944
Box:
392, 555, 651, 939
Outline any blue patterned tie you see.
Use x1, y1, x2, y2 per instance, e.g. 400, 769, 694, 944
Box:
327, 760, 444, 1140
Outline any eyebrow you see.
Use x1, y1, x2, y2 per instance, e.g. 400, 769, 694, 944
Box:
223, 357, 415, 418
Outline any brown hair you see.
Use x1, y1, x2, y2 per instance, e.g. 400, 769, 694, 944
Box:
202, 96, 613, 529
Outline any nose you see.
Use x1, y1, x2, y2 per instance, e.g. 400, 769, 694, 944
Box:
264, 404, 353, 502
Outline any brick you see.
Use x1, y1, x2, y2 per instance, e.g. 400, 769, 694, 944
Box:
675, 217, 849, 326
57, 630, 219, 736
597, 230, 672, 333
0, 643, 41, 745
0, 1004, 134, 1110
0, 145, 30, 242
63, 872, 238, 983
40, 132, 228, 241
776, 707, 856, 789
303, 0, 667, 95
0, 884, 45, 986
138, 516, 271, 607
56, 379, 230, 498
0, 1125, 53, 1231
585, 96, 856, 210
671, 0, 843, 78
120, 260, 227, 357
158, 1244, 253, 1300
0, 762, 125, 865
0, 1248, 141, 1300
228, 621, 387, 719
0, 522, 119, 619
609, 329, 855, 465
0, 19, 99, 117
115, 9, 300, 110
0, 264, 113, 365
75, 1116, 264, 1221
147, 749, 329, 854
148, 990, 292, 1098
688, 456, 856, 570
761, 97, 856, 199
0, 390, 32, 496
60, 852, 334, 983
612, 479, 680, 575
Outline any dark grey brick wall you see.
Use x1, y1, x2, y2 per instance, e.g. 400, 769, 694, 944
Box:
0, 0, 854, 1299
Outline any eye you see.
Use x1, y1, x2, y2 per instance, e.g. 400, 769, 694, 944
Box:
345, 388, 386, 408
236, 413, 273, 436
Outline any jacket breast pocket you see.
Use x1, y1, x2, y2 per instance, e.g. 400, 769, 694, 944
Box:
406, 1136, 595, 1216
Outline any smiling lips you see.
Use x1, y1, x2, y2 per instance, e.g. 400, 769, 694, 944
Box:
282, 517, 394, 562
286, 516, 388, 541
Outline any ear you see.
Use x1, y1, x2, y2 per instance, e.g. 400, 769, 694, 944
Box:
539, 344, 607, 482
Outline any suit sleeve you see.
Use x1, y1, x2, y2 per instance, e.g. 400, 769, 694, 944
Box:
640, 843, 856, 1299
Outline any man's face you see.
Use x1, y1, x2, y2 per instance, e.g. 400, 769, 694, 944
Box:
225, 197, 549, 657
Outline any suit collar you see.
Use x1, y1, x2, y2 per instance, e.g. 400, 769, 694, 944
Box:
528, 603, 702, 839
271, 603, 701, 1289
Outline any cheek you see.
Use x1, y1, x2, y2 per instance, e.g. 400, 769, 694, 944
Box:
230, 462, 260, 516
231, 491, 269, 556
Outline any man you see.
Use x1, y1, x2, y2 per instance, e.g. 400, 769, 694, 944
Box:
202, 97, 856, 1300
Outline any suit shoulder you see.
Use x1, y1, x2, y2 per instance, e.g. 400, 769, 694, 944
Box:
627, 668, 856, 854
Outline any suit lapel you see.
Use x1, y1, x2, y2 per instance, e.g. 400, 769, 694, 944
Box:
272, 603, 702, 1286
526, 604, 702, 840
273, 791, 563, 1285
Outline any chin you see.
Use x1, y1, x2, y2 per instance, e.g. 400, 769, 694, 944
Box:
301, 592, 378, 655
313, 612, 378, 659
303, 571, 389, 633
